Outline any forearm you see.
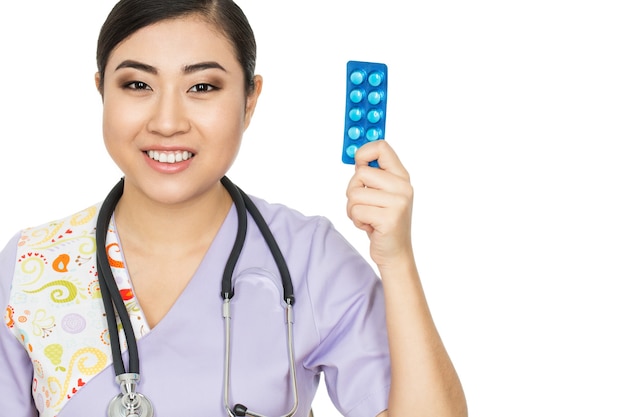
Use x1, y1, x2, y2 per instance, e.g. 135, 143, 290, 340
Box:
379, 250, 467, 417
345, 140, 466, 415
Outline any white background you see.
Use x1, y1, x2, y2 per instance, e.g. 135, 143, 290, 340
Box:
1, 1, 625, 416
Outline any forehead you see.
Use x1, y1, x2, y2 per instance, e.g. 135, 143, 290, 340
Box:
107, 15, 239, 71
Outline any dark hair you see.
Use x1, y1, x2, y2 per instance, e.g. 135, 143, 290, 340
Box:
96, 0, 256, 94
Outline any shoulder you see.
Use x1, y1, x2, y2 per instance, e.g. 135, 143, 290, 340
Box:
246, 194, 338, 241
0, 232, 21, 303
1, 202, 103, 307
17, 204, 101, 248
244, 193, 375, 286
1, 203, 100, 283
247, 194, 327, 224
244, 194, 362, 263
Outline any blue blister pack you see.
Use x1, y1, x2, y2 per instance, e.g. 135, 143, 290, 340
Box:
342, 60, 388, 166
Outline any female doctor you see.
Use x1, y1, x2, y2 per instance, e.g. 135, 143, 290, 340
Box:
0, 0, 467, 416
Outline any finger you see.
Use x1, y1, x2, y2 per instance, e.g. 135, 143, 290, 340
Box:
347, 166, 413, 204
347, 184, 396, 210
349, 203, 404, 236
354, 140, 410, 179
349, 213, 375, 234
348, 186, 411, 222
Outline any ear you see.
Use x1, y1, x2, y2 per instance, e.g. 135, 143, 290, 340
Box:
94, 72, 103, 95
243, 75, 263, 129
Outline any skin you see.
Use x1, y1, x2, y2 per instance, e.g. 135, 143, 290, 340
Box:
95, 14, 467, 417
95, 16, 263, 325
349, 141, 467, 417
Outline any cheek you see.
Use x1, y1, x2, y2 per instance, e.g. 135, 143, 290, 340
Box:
194, 96, 248, 140
101, 97, 143, 144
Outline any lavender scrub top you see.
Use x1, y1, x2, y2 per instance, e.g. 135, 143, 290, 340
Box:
0, 193, 391, 417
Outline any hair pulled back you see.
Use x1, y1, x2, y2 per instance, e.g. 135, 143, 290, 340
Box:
96, 0, 256, 93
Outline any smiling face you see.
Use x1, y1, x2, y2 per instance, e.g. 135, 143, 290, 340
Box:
97, 14, 262, 206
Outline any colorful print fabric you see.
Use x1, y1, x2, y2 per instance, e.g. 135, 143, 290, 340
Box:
5, 204, 148, 417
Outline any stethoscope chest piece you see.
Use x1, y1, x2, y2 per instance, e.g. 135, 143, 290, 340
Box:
108, 393, 153, 417
107, 373, 154, 417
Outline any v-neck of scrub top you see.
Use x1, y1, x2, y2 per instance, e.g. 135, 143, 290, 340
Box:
107, 201, 238, 339
50, 196, 391, 417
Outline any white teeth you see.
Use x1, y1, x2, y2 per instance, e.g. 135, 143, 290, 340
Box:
147, 150, 193, 164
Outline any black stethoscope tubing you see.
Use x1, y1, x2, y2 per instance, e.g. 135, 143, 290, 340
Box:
96, 177, 140, 376
220, 176, 295, 305
96, 176, 297, 416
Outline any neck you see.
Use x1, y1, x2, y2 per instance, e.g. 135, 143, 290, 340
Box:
112, 180, 232, 255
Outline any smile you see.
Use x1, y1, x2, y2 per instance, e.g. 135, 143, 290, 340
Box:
146, 150, 194, 164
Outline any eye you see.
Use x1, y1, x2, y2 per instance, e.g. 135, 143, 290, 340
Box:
188, 83, 215, 93
124, 81, 152, 91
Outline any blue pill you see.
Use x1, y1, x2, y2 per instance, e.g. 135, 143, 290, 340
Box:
350, 70, 367, 85
345, 144, 358, 158
368, 71, 384, 87
349, 89, 365, 103
366, 128, 382, 141
348, 126, 364, 140
349, 107, 363, 122
367, 109, 382, 123
368, 90, 383, 105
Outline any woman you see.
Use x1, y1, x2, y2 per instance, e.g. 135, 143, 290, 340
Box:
0, 0, 467, 416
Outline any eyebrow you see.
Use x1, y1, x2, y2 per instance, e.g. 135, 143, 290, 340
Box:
115, 60, 157, 74
184, 61, 227, 74
114, 60, 226, 74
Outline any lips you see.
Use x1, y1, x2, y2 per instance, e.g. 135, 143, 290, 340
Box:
146, 150, 194, 163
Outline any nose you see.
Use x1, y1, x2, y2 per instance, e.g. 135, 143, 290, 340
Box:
147, 89, 191, 137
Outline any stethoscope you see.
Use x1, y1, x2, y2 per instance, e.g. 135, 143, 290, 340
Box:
96, 176, 299, 417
